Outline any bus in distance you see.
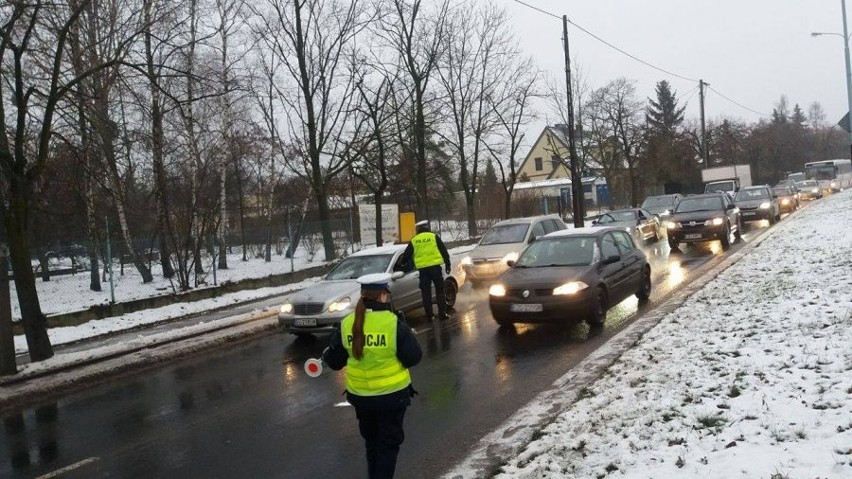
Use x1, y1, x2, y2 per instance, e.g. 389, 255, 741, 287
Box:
804, 159, 852, 194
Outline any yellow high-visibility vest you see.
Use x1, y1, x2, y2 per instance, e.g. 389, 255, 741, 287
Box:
411, 232, 443, 269
341, 310, 411, 396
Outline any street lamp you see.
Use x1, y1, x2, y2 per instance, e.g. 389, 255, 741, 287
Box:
811, 0, 852, 161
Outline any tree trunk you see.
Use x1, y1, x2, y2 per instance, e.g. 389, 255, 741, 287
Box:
3, 198, 53, 361
373, 193, 383, 247
316, 191, 336, 261
0, 220, 17, 375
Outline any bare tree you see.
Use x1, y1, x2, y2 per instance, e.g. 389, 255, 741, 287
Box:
379, 0, 449, 220
0, 0, 142, 361
585, 78, 644, 207
250, 0, 369, 262
485, 59, 539, 219
436, 1, 512, 237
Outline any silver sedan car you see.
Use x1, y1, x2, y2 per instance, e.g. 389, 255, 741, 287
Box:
278, 244, 465, 336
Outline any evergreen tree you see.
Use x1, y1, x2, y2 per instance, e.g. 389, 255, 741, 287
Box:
646, 80, 686, 135
790, 104, 807, 126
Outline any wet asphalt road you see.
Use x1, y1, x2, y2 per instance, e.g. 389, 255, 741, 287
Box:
0, 221, 780, 479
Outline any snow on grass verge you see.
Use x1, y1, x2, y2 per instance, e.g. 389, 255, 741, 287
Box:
496, 193, 852, 479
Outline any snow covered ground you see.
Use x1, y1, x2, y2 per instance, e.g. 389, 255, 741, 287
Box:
484, 192, 852, 478
12, 245, 476, 355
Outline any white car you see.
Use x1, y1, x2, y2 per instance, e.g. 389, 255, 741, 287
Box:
460, 215, 565, 287
278, 244, 465, 336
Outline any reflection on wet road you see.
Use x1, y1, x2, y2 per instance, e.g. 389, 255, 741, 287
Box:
0, 221, 776, 479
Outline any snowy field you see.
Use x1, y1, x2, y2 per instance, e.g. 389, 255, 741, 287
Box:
489, 191, 852, 478
10, 220, 481, 321
12, 244, 476, 355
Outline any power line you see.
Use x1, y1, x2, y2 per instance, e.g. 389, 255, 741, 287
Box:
512, 0, 770, 118
512, 0, 698, 83
707, 86, 770, 118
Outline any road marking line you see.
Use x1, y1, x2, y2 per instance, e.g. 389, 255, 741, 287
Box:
35, 457, 99, 479
333, 401, 352, 408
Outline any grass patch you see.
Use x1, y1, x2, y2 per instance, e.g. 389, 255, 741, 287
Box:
695, 413, 727, 430
604, 463, 618, 473
577, 387, 596, 400
794, 428, 807, 440
668, 437, 686, 446
727, 385, 741, 398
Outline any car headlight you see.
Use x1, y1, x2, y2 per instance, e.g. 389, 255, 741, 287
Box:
460, 256, 472, 266
280, 303, 293, 314
489, 284, 506, 297
663, 220, 679, 229
327, 297, 351, 313
502, 252, 519, 264
704, 217, 724, 226
759, 202, 771, 210
830, 181, 838, 188
661, 209, 671, 216
781, 199, 790, 205
812, 188, 819, 194
553, 281, 589, 295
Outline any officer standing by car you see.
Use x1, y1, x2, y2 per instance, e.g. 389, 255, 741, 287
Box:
399, 220, 452, 320
322, 273, 422, 479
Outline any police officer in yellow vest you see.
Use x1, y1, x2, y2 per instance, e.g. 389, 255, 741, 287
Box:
322, 273, 422, 479
399, 220, 452, 320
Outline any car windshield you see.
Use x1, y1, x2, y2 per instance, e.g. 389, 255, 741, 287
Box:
480, 224, 530, 245
705, 182, 733, 193
596, 211, 636, 223
735, 188, 769, 201
675, 197, 723, 213
773, 188, 790, 196
325, 254, 392, 280
641, 196, 673, 208
798, 180, 817, 188
515, 237, 597, 267
806, 165, 837, 180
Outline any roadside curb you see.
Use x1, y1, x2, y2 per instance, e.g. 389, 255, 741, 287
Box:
444, 213, 786, 478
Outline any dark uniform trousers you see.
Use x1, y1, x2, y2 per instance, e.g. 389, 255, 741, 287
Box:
418, 265, 447, 318
355, 406, 407, 479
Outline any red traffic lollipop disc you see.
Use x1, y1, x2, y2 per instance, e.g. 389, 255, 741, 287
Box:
304, 358, 323, 378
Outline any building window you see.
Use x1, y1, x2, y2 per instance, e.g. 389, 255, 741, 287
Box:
534, 157, 542, 171
551, 155, 560, 171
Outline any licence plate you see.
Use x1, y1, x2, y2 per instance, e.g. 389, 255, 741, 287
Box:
742, 211, 756, 216
510, 303, 543, 313
685, 233, 702, 240
293, 318, 317, 327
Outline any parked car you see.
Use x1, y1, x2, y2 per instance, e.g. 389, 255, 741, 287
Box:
488, 227, 651, 328
278, 244, 464, 336
591, 208, 661, 244
460, 215, 565, 287
772, 185, 799, 213
735, 185, 781, 224
664, 193, 742, 251
640, 194, 683, 219
796, 180, 822, 200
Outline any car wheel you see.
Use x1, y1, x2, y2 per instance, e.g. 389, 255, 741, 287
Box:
636, 267, 652, 302
668, 238, 679, 250
720, 224, 731, 251
445, 280, 458, 309
734, 218, 743, 241
768, 213, 776, 225
586, 287, 607, 329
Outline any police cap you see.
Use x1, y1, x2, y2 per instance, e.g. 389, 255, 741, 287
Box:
357, 273, 392, 292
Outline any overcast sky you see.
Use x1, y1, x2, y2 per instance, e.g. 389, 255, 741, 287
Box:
495, 0, 848, 130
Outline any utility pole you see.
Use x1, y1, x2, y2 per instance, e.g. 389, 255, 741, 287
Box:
563, 15, 584, 228
699, 79, 709, 169
842, 0, 852, 160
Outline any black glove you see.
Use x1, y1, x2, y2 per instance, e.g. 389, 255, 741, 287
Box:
445, 264, 451, 274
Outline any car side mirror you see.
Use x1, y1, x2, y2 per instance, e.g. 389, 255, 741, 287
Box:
591, 219, 599, 225
506, 260, 516, 267
391, 271, 404, 280
528, 236, 537, 244
602, 254, 620, 265
725, 204, 735, 210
